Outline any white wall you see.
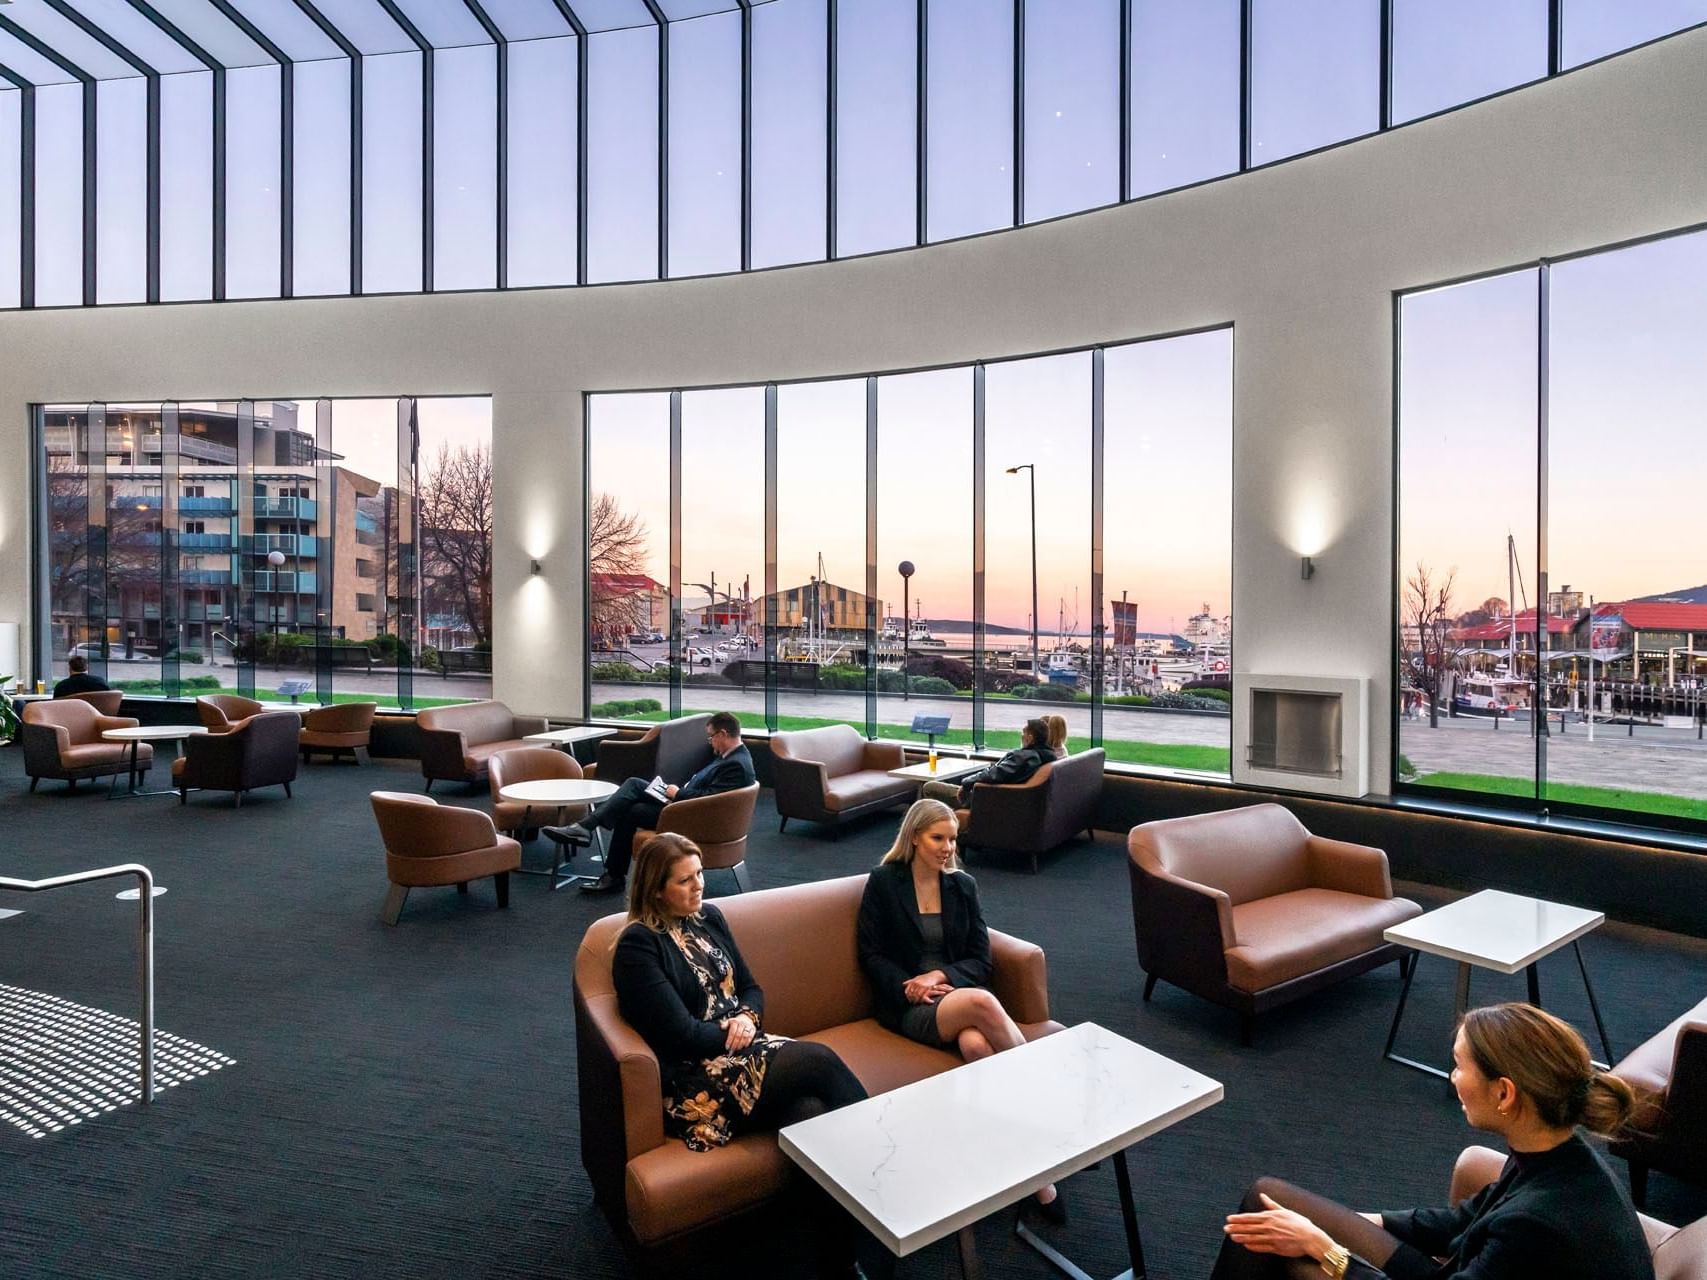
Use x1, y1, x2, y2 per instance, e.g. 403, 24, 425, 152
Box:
2, 27, 1704, 795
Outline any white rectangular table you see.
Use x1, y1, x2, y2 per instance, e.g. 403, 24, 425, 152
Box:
779, 1021, 1222, 1279
523, 726, 620, 750
1382, 889, 1613, 1077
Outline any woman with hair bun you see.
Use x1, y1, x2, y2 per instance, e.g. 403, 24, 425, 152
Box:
1212, 1002, 1653, 1279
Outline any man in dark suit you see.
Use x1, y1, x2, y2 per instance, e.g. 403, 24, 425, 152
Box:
546, 710, 755, 894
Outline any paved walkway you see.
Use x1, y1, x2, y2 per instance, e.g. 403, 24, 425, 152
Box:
1401, 714, 1707, 798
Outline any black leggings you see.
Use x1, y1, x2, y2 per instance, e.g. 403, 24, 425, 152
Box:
750, 1039, 868, 1129
1211, 1178, 1403, 1279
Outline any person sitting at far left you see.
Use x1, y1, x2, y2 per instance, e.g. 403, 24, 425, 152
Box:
54, 654, 111, 698
544, 710, 754, 895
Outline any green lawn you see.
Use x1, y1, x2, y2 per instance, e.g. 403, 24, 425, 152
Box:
1414, 772, 1707, 822
593, 704, 1231, 774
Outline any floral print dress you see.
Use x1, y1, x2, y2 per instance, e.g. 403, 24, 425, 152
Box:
664, 918, 789, 1152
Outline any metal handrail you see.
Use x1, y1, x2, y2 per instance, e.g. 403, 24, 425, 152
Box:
0, 863, 155, 1105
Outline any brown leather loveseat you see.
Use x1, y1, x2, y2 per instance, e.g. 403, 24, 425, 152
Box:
574, 874, 1063, 1265
769, 724, 913, 833
416, 700, 548, 790
958, 747, 1106, 873
1128, 803, 1422, 1043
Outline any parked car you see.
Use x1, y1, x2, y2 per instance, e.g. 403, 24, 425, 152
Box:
686, 647, 716, 666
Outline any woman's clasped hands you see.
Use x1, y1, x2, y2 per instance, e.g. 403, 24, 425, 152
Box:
719, 1012, 757, 1051
902, 970, 954, 1005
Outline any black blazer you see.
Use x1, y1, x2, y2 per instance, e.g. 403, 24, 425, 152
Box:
857, 861, 993, 1025
611, 904, 764, 1097
1369, 1132, 1652, 1280
957, 744, 1050, 804
676, 744, 756, 801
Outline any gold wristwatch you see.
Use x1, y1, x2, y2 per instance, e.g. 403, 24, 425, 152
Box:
1320, 1243, 1352, 1278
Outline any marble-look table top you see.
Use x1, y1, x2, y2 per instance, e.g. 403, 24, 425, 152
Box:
1384, 888, 1604, 975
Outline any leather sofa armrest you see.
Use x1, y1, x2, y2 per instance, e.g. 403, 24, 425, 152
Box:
581, 992, 666, 1159
581, 761, 599, 780
417, 726, 470, 781
513, 715, 549, 737
433, 805, 504, 856
771, 755, 831, 820
988, 928, 1051, 1025
656, 785, 756, 845
964, 777, 1048, 844
21, 721, 70, 773
94, 714, 140, 733
1449, 1146, 1506, 1205
861, 740, 905, 771
1305, 835, 1393, 899
595, 736, 655, 789
1658, 1023, 1707, 1141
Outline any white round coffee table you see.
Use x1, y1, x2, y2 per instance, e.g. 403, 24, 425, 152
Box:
498, 778, 617, 888
101, 725, 210, 798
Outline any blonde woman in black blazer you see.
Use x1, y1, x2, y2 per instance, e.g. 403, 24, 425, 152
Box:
856, 797, 1065, 1222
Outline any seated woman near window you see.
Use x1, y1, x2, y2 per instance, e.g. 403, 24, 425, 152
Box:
856, 798, 1065, 1223
1213, 1003, 1652, 1280
1043, 713, 1069, 759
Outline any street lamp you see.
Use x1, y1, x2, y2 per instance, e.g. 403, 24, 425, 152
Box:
266, 548, 286, 668
898, 560, 915, 701
1005, 464, 1039, 682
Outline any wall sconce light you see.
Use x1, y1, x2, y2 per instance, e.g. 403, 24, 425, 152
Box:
530, 559, 542, 576
1300, 555, 1315, 581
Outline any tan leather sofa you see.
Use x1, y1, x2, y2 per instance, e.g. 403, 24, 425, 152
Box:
769, 724, 913, 834
1610, 993, 1707, 1204
197, 693, 263, 733
591, 713, 714, 789
574, 873, 1063, 1264
299, 701, 377, 764
21, 699, 153, 792
416, 700, 548, 790
958, 747, 1106, 873
634, 782, 761, 892
1128, 803, 1422, 1043
1455, 1145, 1705, 1278
372, 790, 522, 925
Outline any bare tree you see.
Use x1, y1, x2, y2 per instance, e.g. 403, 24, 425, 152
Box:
589, 492, 651, 643
1405, 562, 1457, 728
419, 443, 494, 646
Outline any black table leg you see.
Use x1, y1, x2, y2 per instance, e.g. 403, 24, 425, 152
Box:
1454, 961, 1473, 1020
1114, 1149, 1148, 1280
1526, 962, 1541, 1006
1386, 956, 1468, 1081
1383, 949, 1419, 1058
1573, 941, 1615, 1066
956, 1224, 984, 1280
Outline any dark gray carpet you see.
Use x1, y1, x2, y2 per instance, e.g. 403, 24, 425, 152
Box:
2, 745, 1704, 1279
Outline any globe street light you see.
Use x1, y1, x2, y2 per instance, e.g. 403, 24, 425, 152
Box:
898, 560, 915, 701
1005, 464, 1039, 682
266, 548, 286, 667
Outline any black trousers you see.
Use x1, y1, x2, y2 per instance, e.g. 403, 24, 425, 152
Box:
1210, 1178, 1403, 1279
583, 777, 665, 880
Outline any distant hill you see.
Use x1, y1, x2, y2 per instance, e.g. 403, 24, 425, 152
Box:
1634, 583, 1707, 604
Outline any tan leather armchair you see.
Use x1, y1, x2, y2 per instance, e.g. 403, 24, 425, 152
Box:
957, 747, 1106, 873
769, 724, 912, 834
197, 693, 263, 733
61, 690, 124, 715
591, 713, 714, 789
634, 782, 761, 892
299, 701, 377, 764
416, 700, 548, 790
1128, 803, 1422, 1043
371, 790, 522, 926
487, 746, 590, 837
1609, 994, 1707, 1204
573, 873, 1062, 1265
1454, 1145, 1703, 1278
21, 699, 152, 792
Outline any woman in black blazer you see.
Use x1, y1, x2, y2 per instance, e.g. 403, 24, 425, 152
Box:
857, 797, 1063, 1220
611, 833, 866, 1154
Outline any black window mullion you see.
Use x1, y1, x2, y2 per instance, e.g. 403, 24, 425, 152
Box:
738, 0, 753, 271
1535, 263, 1551, 806
826, 0, 837, 260
641, 1, 667, 280
1239, 0, 1252, 171
207, 0, 292, 297
764, 383, 778, 730
83, 80, 96, 306
1012, 0, 1022, 226
461, 0, 507, 290
1378, 0, 1393, 132
1547, 0, 1563, 77
668, 390, 683, 721
0, 65, 32, 308
290, 2, 363, 295
864, 375, 877, 737
1118, 0, 1130, 203
972, 363, 986, 750
1090, 348, 1105, 747
372, 0, 433, 292
553, 2, 589, 286
915, 0, 927, 245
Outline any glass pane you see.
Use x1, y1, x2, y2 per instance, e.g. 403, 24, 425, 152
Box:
1250, 0, 1379, 164
481, 0, 577, 42
62, 0, 205, 74
1563, 0, 1707, 67
682, 387, 767, 726
776, 379, 867, 730
308, 0, 412, 55
1393, 0, 1547, 124
227, 63, 282, 300
667, 10, 741, 277
363, 50, 424, 294
433, 43, 498, 292
43, 406, 95, 680
985, 353, 1094, 751
926, 0, 1013, 242
587, 392, 672, 719
751, 0, 827, 268
0, 31, 80, 86
105, 405, 165, 689
1397, 268, 1539, 803
147, 0, 274, 68
877, 367, 974, 747
161, 70, 214, 302
331, 397, 403, 700
1023, 0, 1118, 222
35, 82, 84, 307
417, 397, 496, 703
587, 24, 660, 283
508, 35, 578, 288
0, 6, 134, 80
295, 57, 353, 297
391, 0, 490, 48
835, 0, 917, 257
1130, 0, 1240, 198
233, 0, 344, 61
1547, 232, 1707, 823
1103, 330, 1234, 774
97, 78, 148, 305
572, 0, 654, 31
0, 90, 19, 308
